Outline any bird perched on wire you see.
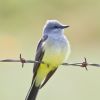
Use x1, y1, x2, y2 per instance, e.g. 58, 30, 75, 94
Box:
25, 20, 71, 100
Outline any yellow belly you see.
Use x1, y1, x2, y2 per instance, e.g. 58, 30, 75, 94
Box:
35, 63, 55, 87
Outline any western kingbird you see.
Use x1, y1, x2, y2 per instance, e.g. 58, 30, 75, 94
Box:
25, 20, 71, 100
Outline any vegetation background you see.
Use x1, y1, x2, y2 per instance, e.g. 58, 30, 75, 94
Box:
0, 0, 100, 100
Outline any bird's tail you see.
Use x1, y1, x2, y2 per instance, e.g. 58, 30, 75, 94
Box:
25, 82, 39, 100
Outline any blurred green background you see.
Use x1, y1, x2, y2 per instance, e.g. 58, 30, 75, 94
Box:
0, 0, 100, 100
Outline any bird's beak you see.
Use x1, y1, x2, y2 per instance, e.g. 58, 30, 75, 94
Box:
61, 25, 70, 29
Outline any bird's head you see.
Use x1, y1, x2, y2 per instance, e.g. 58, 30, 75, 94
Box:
43, 20, 69, 35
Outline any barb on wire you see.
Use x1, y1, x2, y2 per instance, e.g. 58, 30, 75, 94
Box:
20, 54, 26, 68
0, 54, 100, 70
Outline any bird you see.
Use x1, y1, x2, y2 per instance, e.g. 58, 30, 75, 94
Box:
25, 20, 71, 100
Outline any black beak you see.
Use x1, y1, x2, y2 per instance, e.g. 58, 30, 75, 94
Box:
61, 25, 70, 29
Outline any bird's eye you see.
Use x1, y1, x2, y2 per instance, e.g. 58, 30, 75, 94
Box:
54, 26, 58, 28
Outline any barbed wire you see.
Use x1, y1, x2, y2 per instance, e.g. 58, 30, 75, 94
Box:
0, 54, 100, 70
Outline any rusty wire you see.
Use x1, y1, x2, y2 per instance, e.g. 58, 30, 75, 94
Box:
0, 54, 100, 70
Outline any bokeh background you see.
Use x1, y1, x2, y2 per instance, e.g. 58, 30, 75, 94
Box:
0, 0, 100, 100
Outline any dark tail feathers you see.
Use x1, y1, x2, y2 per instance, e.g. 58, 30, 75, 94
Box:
25, 83, 39, 100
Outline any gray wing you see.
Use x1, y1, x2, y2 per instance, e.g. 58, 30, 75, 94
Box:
32, 35, 48, 84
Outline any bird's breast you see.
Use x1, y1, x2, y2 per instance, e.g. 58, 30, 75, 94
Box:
43, 36, 70, 66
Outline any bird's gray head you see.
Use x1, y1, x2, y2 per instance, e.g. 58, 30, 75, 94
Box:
43, 20, 69, 35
